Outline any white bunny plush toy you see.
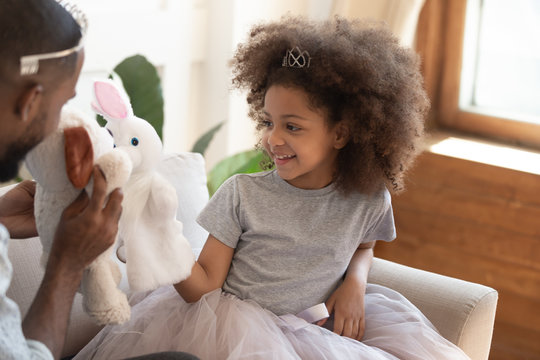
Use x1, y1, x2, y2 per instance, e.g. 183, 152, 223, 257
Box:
25, 106, 133, 325
91, 79, 195, 292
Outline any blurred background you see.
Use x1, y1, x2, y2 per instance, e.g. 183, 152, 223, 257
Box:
69, 0, 424, 170
46, 0, 540, 358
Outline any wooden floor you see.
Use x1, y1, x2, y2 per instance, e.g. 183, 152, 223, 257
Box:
374, 151, 540, 360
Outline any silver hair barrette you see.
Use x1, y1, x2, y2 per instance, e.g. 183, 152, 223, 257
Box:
282, 46, 311, 69
20, 0, 88, 76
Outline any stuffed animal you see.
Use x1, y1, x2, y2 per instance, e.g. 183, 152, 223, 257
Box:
91, 79, 195, 292
25, 107, 133, 325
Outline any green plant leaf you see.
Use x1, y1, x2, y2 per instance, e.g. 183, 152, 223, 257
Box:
191, 121, 225, 156
96, 114, 106, 127
207, 149, 266, 196
113, 55, 164, 139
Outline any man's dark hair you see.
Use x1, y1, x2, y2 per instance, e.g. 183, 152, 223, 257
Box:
0, 0, 82, 81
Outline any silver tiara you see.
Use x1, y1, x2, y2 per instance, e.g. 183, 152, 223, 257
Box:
56, 0, 88, 33
282, 46, 310, 69
20, 0, 88, 76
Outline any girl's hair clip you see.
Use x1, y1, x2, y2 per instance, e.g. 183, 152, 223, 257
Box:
19, 0, 88, 76
282, 46, 311, 68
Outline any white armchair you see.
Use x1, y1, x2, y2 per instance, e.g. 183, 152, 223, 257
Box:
369, 258, 497, 360
2, 152, 497, 359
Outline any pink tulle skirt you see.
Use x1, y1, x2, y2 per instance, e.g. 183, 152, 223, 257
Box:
74, 284, 470, 360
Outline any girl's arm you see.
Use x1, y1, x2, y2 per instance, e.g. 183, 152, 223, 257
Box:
318, 240, 375, 341
174, 234, 234, 303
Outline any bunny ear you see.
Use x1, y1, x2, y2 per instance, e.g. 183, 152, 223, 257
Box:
64, 126, 94, 189
92, 80, 133, 120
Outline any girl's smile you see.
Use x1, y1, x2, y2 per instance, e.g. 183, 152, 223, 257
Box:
262, 85, 347, 190
273, 153, 295, 166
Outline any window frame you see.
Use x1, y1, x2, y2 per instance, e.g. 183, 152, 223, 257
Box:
416, 0, 540, 149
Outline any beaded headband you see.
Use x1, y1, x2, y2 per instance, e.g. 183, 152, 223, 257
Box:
282, 46, 311, 69
19, 0, 88, 76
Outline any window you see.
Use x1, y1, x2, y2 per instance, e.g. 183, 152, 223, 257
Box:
461, 0, 540, 123
417, 0, 540, 148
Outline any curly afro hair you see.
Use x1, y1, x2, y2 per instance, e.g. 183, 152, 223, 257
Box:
231, 16, 429, 195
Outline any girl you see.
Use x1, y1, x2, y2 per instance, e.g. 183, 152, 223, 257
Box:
76, 16, 470, 360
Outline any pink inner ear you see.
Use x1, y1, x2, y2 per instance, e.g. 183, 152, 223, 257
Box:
94, 82, 128, 119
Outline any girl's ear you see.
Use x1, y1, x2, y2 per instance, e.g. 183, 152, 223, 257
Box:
333, 122, 350, 149
16, 84, 43, 122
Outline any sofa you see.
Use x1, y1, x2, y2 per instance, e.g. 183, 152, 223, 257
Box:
2, 152, 498, 360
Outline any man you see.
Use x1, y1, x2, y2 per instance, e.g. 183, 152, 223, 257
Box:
0, 0, 123, 359
0, 1, 197, 359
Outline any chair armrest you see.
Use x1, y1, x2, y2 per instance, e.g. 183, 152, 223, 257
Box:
368, 257, 498, 360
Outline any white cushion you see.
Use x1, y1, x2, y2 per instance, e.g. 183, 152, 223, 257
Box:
157, 152, 209, 255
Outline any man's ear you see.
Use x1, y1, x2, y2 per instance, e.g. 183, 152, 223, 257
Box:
334, 122, 350, 150
16, 84, 43, 122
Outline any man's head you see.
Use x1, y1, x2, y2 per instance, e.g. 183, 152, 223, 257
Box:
0, 0, 86, 181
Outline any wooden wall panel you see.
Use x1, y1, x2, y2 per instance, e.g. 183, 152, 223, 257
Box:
374, 151, 540, 360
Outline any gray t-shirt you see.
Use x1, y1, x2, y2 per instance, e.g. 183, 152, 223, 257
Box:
197, 170, 395, 315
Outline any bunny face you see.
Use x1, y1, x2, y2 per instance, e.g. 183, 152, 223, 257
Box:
92, 79, 163, 174
106, 116, 162, 173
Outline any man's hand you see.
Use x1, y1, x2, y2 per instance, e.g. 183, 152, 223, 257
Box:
48, 166, 123, 273
318, 278, 366, 341
23, 167, 123, 359
0, 180, 37, 238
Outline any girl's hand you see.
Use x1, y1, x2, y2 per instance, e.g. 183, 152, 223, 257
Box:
174, 234, 234, 303
0, 180, 37, 238
318, 278, 366, 341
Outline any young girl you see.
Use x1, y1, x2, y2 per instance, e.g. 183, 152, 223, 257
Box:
76, 16, 470, 360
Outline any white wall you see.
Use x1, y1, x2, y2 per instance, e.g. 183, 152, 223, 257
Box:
331, 0, 425, 47
68, 0, 423, 172
192, 0, 333, 170
70, 0, 193, 153
3, 0, 425, 188
189, 0, 423, 170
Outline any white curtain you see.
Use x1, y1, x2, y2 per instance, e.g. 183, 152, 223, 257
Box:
331, 0, 426, 47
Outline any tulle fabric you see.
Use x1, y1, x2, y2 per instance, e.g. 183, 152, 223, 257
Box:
74, 284, 470, 360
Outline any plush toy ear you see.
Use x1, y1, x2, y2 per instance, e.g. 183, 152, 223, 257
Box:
64, 127, 94, 189
91, 80, 132, 120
